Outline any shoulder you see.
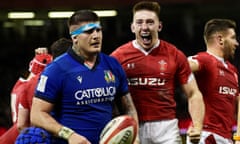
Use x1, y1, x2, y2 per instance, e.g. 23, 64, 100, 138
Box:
189, 52, 218, 72
45, 53, 70, 70
191, 52, 215, 63
52, 53, 69, 63
227, 61, 238, 72
160, 40, 185, 56
160, 40, 178, 50
100, 53, 120, 65
99, 53, 125, 73
111, 41, 133, 56
160, 40, 177, 48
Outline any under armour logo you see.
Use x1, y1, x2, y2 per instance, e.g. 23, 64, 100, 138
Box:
127, 63, 135, 69
219, 70, 224, 76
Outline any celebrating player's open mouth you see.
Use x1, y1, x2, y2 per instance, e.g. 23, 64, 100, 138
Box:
141, 33, 152, 45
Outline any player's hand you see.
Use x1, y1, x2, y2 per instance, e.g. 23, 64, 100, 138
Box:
68, 133, 91, 144
133, 136, 140, 144
235, 141, 240, 144
187, 125, 201, 144
133, 140, 140, 144
35, 47, 48, 55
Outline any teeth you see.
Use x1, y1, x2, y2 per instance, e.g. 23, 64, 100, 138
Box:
141, 33, 150, 37
143, 38, 149, 42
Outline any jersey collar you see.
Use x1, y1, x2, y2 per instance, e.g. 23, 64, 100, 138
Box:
206, 51, 228, 68
132, 39, 160, 55
67, 48, 100, 69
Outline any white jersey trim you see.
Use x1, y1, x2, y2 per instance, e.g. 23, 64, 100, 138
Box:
207, 51, 228, 68
132, 40, 160, 56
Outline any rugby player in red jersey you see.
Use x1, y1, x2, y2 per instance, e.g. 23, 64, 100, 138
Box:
111, 1, 205, 144
0, 47, 52, 144
188, 19, 239, 144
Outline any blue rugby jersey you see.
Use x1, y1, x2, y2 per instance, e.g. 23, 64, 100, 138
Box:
35, 48, 129, 144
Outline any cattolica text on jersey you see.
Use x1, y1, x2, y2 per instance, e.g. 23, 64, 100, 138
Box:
74, 86, 116, 100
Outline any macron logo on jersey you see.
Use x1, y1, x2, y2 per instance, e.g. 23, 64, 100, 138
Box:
37, 75, 48, 92
77, 76, 82, 84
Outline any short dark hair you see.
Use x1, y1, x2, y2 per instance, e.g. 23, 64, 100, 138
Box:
68, 10, 99, 27
50, 38, 72, 59
133, 1, 160, 19
204, 18, 236, 42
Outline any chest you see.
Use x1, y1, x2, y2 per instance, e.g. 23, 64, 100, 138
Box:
63, 67, 118, 92
121, 50, 177, 79
197, 60, 238, 97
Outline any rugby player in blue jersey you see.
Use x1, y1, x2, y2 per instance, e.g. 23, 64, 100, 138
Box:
30, 10, 139, 144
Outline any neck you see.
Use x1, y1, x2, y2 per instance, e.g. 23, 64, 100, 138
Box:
207, 47, 224, 59
72, 46, 97, 61
72, 46, 97, 69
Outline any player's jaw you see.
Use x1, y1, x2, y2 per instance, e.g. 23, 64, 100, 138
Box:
223, 40, 238, 60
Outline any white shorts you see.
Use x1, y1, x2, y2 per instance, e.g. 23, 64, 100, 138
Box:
139, 119, 182, 144
186, 130, 233, 144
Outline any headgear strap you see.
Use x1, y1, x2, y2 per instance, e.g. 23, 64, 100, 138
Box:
70, 23, 101, 38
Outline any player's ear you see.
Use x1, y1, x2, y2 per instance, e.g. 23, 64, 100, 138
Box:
131, 22, 135, 33
72, 36, 78, 44
158, 21, 163, 32
217, 34, 224, 45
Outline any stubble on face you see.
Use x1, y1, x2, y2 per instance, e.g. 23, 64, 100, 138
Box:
222, 29, 238, 60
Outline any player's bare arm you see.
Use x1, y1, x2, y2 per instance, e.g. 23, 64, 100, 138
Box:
120, 93, 139, 143
30, 97, 91, 144
119, 93, 138, 124
17, 108, 30, 132
31, 97, 60, 134
182, 76, 205, 143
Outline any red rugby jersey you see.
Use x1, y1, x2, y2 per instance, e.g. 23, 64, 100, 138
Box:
0, 124, 18, 144
10, 77, 29, 123
191, 52, 239, 138
18, 74, 40, 110
111, 40, 192, 122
